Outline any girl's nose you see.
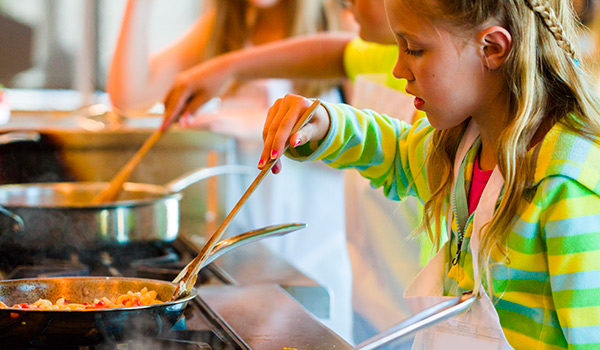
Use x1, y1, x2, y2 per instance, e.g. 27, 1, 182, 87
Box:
393, 58, 414, 81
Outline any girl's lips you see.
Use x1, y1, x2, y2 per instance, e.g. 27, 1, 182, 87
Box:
414, 97, 425, 110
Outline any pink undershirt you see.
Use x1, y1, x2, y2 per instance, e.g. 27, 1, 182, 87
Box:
467, 155, 493, 215
468, 138, 543, 214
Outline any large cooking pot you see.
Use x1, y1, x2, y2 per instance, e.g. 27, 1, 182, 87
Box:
0, 165, 254, 250
0, 277, 196, 346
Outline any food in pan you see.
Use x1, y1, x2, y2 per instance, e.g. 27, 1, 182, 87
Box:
0, 287, 163, 310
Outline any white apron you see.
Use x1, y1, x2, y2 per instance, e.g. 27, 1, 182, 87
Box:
403, 122, 513, 349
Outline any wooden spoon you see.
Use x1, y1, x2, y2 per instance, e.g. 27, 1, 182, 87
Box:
91, 114, 178, 204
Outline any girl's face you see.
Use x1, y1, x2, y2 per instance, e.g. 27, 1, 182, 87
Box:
348, 0, 395, 44
385, 0, 495, 130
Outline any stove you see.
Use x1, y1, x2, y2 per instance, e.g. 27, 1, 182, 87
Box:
0, 235, 351, 350
0, 238, 247, 350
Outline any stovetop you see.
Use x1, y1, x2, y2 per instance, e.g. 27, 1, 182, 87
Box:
0, 239, 246, 350
0, 236, 351, 350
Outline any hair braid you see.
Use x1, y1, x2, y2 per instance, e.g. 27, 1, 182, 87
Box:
524, 0, 578, 62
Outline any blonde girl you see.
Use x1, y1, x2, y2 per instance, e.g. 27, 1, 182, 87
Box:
259, 0, 600, 348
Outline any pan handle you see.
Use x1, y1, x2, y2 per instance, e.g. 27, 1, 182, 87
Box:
352, 292, 476, 350
0, 205, 25, 234
0, 131, 41, 145
164, 165, 256, 193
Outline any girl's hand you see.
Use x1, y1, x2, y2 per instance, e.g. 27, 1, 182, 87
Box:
259, 94, 330, 174
162, 58, 234, 129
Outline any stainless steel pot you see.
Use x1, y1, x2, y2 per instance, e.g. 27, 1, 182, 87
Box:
0, 165, 254, 250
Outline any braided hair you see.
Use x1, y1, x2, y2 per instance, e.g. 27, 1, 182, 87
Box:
524, 0, 579, 65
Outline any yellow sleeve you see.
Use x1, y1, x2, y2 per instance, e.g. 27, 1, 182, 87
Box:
342, 38, 404, 90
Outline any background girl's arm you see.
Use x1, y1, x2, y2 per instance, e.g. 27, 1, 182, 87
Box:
107, 0, 214, 116
163, 32, 355, 122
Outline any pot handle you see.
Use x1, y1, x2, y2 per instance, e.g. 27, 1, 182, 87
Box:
0, 131, 41, 145
164, 165, 256, 193
0, 205, 25, 234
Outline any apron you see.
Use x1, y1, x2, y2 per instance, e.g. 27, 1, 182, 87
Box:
403, 121, 513, 349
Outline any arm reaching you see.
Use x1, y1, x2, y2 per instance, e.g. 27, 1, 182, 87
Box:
163, 32, 355, 126
107, 0, 214, 115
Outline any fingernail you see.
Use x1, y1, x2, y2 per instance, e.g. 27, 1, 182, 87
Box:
293, 138, 302, 147
272, 162, 280, 173
270, 149, 278, 159
258, 158, 265, 168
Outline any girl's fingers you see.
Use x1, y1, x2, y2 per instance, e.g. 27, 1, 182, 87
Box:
163, 85, 191, 129
289, 121, 314, 148
271, 102, 307, 157
271, 159, 282, 174
181, 93, 209, 120
261, 100, 291, 165
263, 99, 282, 142
287, 104, 329, 148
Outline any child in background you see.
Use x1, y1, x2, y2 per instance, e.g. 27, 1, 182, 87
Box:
108, 0, 354, 340
108, 0, 345, 115
259, 0, 600, 348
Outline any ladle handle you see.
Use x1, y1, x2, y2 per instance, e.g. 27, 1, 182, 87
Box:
352, 292, 476, 350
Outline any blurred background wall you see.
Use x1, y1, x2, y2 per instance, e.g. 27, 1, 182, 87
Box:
0, 0, 203, 93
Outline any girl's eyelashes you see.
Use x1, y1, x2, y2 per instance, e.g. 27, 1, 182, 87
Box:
404, 48, 424, 56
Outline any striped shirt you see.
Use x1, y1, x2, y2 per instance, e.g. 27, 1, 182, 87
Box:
288, 102, 600, 349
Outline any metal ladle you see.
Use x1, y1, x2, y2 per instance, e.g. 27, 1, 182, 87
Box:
172, 223, 306, 283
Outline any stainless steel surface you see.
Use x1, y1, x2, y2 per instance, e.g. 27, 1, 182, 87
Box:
174, 223, 307, 283
353, 293, 476, 350
199, 284, 352, 350
0, 165, 252, 249
196, 240, 332, 319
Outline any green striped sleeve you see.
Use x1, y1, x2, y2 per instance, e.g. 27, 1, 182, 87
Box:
540, 176, 600, 349
288, 101, 433, 202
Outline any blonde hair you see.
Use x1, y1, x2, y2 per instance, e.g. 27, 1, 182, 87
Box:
203, 0, 343, 97
402, 0, 600, 294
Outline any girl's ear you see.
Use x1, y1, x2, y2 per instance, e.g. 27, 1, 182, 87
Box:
478, 26, 512, 70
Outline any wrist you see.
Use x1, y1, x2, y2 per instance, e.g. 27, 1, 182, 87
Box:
220, 52, 243, 82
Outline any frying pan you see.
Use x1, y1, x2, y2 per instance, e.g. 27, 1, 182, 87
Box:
0, 277, 196, 346
0, 223, 307, 346
0, 165, 254, 251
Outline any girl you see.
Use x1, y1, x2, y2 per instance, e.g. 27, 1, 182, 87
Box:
259, 0, 600, 349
